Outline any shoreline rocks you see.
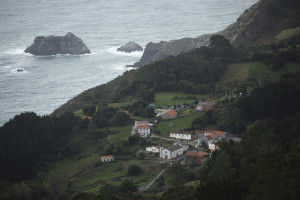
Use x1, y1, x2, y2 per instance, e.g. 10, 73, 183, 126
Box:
25, 32, 90, 56
117, 42, 143, 53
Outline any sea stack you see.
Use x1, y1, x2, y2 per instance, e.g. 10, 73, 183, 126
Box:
25, 32, 91, 56
117, 42, 143, 53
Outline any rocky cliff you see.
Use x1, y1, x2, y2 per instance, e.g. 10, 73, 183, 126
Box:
128, 34, 211, 68
130, 0, 300, 68
25, 32, 90, 56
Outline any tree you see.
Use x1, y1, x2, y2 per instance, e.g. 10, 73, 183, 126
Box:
111, 112, 131, 126
127, 165, 142, 176
138, 90, 155, 104
165, 164, 188, 188
13, 182, 32, 200
119, 179, 137, 198
209, 35, 232, 48
138, 152, 146, 163
71, 192, 104, 200
129, 101, 147, 113
141, 106, 155, 118
83, 104, 96, 116
128, 135, 140, 145
194, 99, 199, 105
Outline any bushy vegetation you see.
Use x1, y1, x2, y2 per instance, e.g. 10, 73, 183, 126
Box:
193, 73, 300, 133
160, 112, 300, 200
0, 112, 79, 181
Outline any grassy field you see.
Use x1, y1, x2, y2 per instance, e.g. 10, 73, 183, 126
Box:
74, 101, 133, 118
105, 125, 133, 144
81, 170, 157, 193
274, 27, 300, 41
74, 109, 84, 118
218, 62, 266, 84
133, 171, 158, 186
156, 113, 203, 135
70, 164, 127, 190
153, 92, 207, 106
217, 62, 300, 88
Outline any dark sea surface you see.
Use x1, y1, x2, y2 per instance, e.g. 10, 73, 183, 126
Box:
0, 0, 258, 125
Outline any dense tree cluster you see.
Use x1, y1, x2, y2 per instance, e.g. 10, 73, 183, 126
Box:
92, 103, 132, 128
0, 112, 79, 181
193, 73, 300, 133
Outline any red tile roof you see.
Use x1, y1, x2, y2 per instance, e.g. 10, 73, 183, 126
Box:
199, 101, 215, 107
197, 151, 208, 156
137, 125, 150, 129
186, 151, 208, 157
207, 133, 217, 139
82, 116, 92, 120
167, 109, 177, 116
101, 155, 114, 159
206, 130, 227, 135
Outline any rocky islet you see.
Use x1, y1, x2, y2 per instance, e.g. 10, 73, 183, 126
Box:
25, 32, 90, 56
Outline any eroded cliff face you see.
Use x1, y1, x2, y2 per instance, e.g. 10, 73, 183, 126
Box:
129, 34, 211, 68
220, 0, 288, 46
131, 0, 299, 68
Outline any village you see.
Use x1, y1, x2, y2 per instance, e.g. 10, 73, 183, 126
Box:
100, 101, 241, 166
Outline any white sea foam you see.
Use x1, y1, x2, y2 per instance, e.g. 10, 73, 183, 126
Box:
10, 68, 28, 74
3, 48, 28, 55
107, 46, 144, 58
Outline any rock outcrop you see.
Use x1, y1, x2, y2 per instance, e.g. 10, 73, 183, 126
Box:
117, 42, 143, 53
25, 32, 90, 56
130, 0, 299, 68
128, 34, 211, 68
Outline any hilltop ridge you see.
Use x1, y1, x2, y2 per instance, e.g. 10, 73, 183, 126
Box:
129, 0, 300, 68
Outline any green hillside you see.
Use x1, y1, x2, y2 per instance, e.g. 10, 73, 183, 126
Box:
1, 0, 300, 199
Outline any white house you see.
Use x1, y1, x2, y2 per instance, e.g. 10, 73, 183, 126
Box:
137, 124, 151, 137
169, 131, 192, 140
160, 145, 184, 160
101, 155, 114, 162
173, 141, 189, 152
209, 142, 219, 150
132, 121, 151, 137
146, 146, 160, 153
195, 134, 217, 147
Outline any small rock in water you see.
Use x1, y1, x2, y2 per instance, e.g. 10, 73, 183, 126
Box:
117, 42, 143, 53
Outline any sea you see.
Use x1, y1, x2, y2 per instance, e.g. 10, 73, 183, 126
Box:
0, 0, 259, 126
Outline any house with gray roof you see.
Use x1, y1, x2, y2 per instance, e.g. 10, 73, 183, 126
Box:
160, 144, 184, 160
173, 141, 189, 151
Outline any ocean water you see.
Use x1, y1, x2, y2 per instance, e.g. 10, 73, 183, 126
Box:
0, 0, 258, 126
